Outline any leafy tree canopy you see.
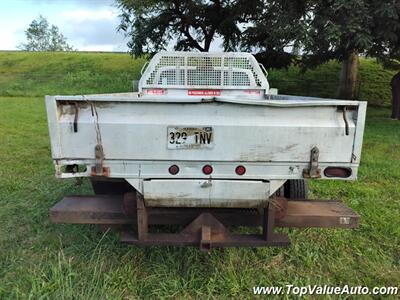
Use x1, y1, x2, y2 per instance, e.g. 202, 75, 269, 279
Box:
19, 16, 74, 52
117, 0, 400, 98
118, 0, 400, 64
301, 0, 400, 66
117, 0, 261, 56
241, 0, 309, 68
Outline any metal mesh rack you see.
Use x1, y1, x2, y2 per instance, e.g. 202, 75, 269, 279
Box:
139, 52, 269, 93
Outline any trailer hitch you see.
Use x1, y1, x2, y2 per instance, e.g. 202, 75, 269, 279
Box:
303, 146, 321, 178
120, 192, 290, 250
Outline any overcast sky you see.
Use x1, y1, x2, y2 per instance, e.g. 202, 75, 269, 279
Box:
0, 0, 129, 51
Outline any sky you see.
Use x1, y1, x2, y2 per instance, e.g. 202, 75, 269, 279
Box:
0, 0, 128, 52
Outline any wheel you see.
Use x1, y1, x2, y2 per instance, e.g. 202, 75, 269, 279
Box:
284, 179, 308, 200
90, 178, 135, 195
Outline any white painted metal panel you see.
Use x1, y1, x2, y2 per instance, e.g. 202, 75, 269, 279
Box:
45, 96, 62, 158
54, 93, 361, 105
54, 101, 358, 163
143, 179, 270, 208
53, 159, 359, 182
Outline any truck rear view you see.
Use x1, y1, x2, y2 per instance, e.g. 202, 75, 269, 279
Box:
47, 52, 366, 250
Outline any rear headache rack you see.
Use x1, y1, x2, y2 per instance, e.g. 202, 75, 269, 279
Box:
139, 52, 270, 98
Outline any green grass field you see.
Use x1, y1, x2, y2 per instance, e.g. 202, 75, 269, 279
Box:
0, 51, 146, 97
0, 51, 397, 106
0, 96, 399, 299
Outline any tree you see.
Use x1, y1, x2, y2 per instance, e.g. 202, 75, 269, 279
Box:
300, 0, 400, 99
242, 0, 400, 99
117, 0, 305, 68
241, 1, 309, 69
116, 0, 261, 56
19, 16, 74, 51
117, 0, 400, 99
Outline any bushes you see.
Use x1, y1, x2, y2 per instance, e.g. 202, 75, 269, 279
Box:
268, 59, 396, 107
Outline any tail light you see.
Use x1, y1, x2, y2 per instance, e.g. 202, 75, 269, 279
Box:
324, 167, 352, 178
168, 165, 179, 175
235, 165, 246, 175
202, 165, 213, 175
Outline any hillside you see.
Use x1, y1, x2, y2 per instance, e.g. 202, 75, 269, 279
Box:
0, 51, 396, 106
0, 51, 146, 97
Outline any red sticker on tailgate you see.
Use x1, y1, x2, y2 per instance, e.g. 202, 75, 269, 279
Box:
244, 90, 261, 95
188, 89, 221, 96
145, 89, 165, 95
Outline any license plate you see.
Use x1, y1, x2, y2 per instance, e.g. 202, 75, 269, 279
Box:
167, 126, 213, 149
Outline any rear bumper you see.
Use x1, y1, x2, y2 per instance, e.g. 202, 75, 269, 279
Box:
49, 194, 359, 249
50, 195, 359, 229
54, 159, 360, 182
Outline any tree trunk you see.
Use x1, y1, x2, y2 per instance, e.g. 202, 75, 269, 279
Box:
391, 72, 400, 119
336, 50, 359, 99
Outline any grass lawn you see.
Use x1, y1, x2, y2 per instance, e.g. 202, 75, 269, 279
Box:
0, 96, 399, 299
0, 51, 146, 97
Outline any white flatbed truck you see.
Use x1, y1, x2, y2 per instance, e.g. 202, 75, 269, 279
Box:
47, 52, 366, 249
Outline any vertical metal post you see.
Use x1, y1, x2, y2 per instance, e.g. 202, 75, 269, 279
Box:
262, 202, 275, 241
200, 225, 211, 251
136, 192, 148, 241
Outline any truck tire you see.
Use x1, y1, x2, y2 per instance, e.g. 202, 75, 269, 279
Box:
90, 178, 135, 195
284, 179, 308, 200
